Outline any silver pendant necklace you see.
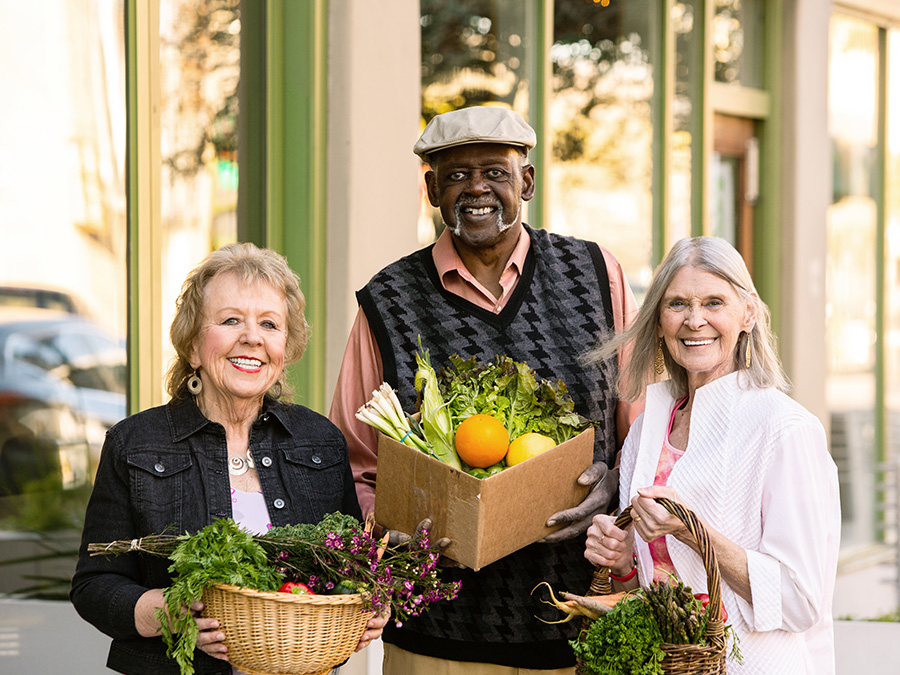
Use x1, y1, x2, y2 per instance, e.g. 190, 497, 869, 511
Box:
228, 448, 255, 476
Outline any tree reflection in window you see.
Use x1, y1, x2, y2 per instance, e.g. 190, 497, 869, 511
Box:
420, 0, 530, 123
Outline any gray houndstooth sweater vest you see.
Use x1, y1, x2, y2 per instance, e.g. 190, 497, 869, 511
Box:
358, 225, 619, 668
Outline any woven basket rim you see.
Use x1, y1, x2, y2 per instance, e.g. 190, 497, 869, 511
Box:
209, 583, 367, 606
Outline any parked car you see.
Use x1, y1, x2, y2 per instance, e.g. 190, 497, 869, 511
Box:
0, 308, 126, 501
0, 284, 89, 315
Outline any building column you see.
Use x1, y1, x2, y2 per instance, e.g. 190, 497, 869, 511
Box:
325, 0, 423, 405
779, 0, 830, 424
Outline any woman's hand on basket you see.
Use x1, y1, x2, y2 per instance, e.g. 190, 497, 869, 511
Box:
584, 514, 633, 576
191, 600, 229, 660
631, 486, 693, 547
355, 610, 390, 652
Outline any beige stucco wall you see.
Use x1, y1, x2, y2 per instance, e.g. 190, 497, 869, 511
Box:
324, 0, 422, 407
778, 0, 831, 424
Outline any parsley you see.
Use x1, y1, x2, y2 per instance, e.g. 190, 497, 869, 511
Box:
158, 519, 279, 675
570, 594, 666, 675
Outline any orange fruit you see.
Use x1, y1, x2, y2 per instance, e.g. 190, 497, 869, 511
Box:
505, 432, 556, 467
454, 414, 509, 468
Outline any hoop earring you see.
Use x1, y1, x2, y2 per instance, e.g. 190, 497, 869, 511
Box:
187, 370, 203, 395
745, 336, 752, 369
655, 339, 666, 375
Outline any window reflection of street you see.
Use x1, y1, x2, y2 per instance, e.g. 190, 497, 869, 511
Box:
0, 309, 126, 597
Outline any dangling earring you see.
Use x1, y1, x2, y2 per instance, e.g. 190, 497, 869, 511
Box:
655, 339, 666, 375
187, 370, 203, 395
745, 335, 752, 369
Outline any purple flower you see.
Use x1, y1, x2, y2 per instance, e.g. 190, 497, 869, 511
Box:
325, 532, 344, 549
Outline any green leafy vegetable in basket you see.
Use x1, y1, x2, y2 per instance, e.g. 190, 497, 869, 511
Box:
437, 353, 593, 445
570, 591, 666, 675
158, 519, 280, 675
88, 513, 461, 675
568, 577, 742, 675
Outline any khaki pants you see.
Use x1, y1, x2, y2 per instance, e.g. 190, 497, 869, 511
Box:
382, 643, 575, 675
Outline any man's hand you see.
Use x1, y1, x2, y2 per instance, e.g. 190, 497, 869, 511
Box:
539, 462, 619, 543
384, 518, 451, 550
384, 518, 464, 568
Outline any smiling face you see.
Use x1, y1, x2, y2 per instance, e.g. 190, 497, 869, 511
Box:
425, 143, 535, 252
658, 266, 756, 391
189, 272, 287, 412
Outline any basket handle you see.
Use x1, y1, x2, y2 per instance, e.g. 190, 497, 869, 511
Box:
586, 497, 725, 646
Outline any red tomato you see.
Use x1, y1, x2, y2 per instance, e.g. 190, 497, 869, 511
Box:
277, 582, 314, 595
693, 593, 727, 622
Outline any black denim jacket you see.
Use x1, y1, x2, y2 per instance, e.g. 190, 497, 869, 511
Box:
70, 396, 362, 675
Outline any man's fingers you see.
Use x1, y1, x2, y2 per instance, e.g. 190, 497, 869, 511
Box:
546, 502, 590, 527
387, 529, 410, 546
386, 519, 447, 548
578, 461, 609, 486
540, 518, 590, 544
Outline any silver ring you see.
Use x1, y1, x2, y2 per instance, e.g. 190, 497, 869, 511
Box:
599, 535, 605, 546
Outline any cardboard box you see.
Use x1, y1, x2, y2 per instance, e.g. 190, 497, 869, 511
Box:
374, 428, 594, 570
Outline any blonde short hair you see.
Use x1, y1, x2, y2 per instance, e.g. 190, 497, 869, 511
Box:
165, 242, 309, 401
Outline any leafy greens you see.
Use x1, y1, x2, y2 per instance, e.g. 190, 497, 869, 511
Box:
570, 593, 666, 675
436, 354, 593, 445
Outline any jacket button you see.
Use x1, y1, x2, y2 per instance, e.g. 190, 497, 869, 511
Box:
154, 463, 165, 473
261, 456, 273, 467
273, 498, 285, 509
312, 455, 322, 464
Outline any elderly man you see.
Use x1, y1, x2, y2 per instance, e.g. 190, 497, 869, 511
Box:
329, 106, 639, 674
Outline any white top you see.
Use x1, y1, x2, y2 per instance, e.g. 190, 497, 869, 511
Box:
620, 372, 841, 675
231, 487, 271, 536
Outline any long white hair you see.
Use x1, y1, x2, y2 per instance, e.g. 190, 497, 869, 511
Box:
589, 237, 788, 402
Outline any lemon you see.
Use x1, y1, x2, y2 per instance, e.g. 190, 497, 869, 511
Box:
505, 432, 557, 466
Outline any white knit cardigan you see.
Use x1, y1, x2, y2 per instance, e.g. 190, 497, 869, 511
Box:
620, 371, 840, 675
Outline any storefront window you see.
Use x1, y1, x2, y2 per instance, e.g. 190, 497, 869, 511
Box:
548, 1, 659, 297
159, 0, 240, 382
714, 0, 765, 87
887, 29, 900, 502
0, 1, 127, 597
419, 0, 532, 244
671, 0, 702, 246
827, 13, 879, 547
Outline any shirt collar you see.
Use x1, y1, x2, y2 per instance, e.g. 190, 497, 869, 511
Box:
432, 225, 530, 284
166, 395, 292, 442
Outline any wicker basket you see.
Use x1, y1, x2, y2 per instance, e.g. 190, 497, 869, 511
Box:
579, 498, 727, 675
201, 584, 369, 675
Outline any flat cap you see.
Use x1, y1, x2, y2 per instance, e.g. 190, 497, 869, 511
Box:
413, 106, 537, 161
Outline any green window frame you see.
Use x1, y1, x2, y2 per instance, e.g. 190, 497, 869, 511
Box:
125, 0, 329, 413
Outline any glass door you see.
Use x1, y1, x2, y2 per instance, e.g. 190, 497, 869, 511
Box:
710, 114, 757, 269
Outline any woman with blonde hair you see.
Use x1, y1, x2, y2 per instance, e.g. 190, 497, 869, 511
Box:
585, 237, 840, 674
72, 243, 386, 674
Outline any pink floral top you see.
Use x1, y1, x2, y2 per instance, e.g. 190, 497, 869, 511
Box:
648, 397, 687, 582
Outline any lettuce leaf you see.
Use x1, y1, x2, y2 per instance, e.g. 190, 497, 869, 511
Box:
436, 354, 594, 445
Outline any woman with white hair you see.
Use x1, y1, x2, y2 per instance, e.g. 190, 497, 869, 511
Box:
585, 237, 840, 674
